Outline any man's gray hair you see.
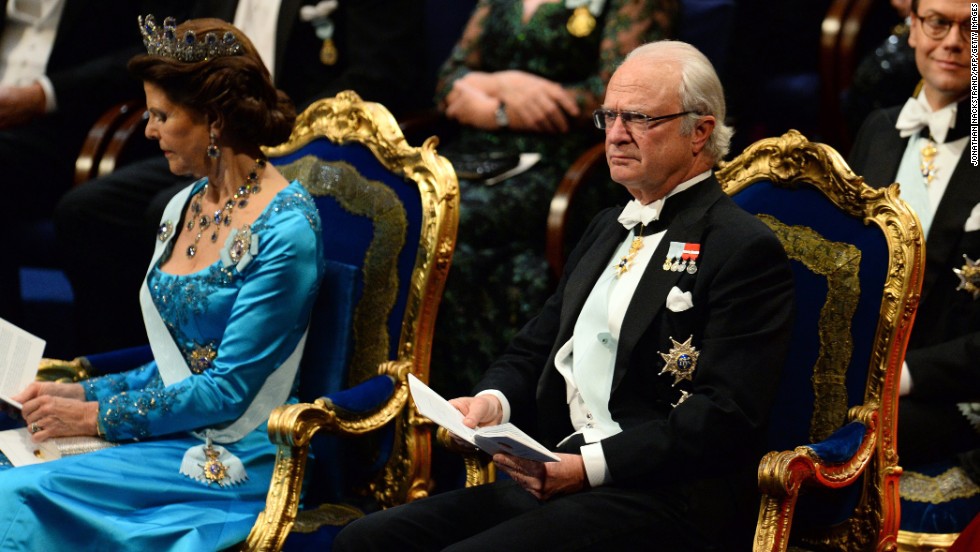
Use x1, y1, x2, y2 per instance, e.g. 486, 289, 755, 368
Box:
625, 41, 733, 161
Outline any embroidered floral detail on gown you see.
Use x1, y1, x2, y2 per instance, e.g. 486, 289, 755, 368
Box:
0, 180, 324, 551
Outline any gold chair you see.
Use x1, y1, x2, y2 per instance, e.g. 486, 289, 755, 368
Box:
717, 130, 923, 551
242, 91, 459, 550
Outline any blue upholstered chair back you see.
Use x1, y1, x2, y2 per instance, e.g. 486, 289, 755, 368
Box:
259, 91, 459, 521
716, 130, 923, 550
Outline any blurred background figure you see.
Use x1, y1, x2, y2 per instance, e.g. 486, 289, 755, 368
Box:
0, 0, 172, 328
430, 0, 678, 397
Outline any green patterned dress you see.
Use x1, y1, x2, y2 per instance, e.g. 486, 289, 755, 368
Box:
432, 0, 677, 395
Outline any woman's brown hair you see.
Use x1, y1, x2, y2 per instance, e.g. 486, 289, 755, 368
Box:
128, 18, 296, 148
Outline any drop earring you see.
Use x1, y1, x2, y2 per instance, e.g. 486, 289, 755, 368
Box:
207, 131, 220, 159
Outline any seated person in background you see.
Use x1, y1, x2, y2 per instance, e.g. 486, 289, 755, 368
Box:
841, 0, 920, 141
334, 40, 795, 551
54, 0, 424, 353
431, 0, 678, 397
848, 0, 979, 524
0, 17, 325, 550
0, 0, 175, 326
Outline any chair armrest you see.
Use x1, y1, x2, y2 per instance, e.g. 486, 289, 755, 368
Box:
36, 357, 93, 382
244, 359, 413, 552
435, 426, 495, 488
754, 406, 879, 552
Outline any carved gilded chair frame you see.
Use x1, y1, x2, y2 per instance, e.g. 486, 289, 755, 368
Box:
242, 91, 459, 552
716, 130, 924, 552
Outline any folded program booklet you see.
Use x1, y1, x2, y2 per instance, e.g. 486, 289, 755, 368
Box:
407, 373, 559, 462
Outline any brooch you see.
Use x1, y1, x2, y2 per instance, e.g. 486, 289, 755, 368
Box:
157, 221, 174, 242
658, 335, 699, 385
954, 254, 980, 299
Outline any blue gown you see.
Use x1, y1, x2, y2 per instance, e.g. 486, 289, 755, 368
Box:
0, 179, 324, 551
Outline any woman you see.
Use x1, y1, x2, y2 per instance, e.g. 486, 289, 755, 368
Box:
0, 16, 324, 550
432, 0, 677, 395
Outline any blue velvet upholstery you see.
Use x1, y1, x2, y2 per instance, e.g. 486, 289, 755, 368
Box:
900, 460, 980, 535
243, 92, 458, 552
717, 130, 923, 551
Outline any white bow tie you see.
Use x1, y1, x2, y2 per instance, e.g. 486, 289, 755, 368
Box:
617, 198, 663, 230
895, 97, 955, 143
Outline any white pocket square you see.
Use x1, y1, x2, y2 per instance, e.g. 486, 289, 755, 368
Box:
965, 203, 980, 232
666, 286, 693, 312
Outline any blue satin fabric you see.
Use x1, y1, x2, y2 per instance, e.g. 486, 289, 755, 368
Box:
0, 180, 325, 551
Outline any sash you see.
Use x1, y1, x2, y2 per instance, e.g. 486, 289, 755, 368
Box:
139, 180, 305, 445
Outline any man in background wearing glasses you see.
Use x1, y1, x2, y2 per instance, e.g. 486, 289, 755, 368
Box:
848, 0, 980, 537
334, 40, 795, 552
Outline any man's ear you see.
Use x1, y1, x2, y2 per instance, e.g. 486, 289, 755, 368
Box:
690, 115, 716, 156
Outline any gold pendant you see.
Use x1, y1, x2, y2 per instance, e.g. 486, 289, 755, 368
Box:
613, 233, 645, 277
920, 139, 938, 185
201, 444, 229, 485
566, 6, 596, 38
320, 38, 338, 65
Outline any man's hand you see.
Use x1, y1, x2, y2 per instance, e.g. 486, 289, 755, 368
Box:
0, 83, 46, 129
494, 452, 588, 501
448, 394, 503, 429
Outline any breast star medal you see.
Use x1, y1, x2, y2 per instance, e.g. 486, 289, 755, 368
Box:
954, 254, 980, 299
566, 6, 596, 37
658, 335, 699, 385
200, 442, 229, 485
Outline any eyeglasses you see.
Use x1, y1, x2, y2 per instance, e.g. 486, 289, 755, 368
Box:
915, 13, 979, 42
592, 108, 694, 132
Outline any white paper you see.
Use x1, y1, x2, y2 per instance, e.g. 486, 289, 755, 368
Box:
408, 373, 559, 462
484, 153, 542, 186
0, 317, 46, 409
0, 428, 60, 466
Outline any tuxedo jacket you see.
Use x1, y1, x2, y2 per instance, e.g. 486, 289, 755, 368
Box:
849, 101, 980, 401
476, 176, 796, 491
190, 0, 425, 114
0, 0, 170, 131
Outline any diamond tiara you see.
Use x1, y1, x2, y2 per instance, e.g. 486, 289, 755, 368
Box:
138, 15, 243, 62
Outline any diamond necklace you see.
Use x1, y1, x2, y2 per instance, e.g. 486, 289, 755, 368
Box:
185, 158, 266, 258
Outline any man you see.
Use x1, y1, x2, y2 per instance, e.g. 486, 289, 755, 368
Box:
848, 0, 979, 468
334, 40, 795, 551
0, 0, 174, 324
52, 0, 425, 352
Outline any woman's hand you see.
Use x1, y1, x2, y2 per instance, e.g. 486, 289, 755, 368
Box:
444, 80, 501, 129
16, 382, 98, 442
491, 70, 580, 133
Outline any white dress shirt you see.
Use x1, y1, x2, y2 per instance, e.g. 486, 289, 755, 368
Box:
481, 170, 712, 487
0, 0, 65, 112
234, 0, 283, 80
